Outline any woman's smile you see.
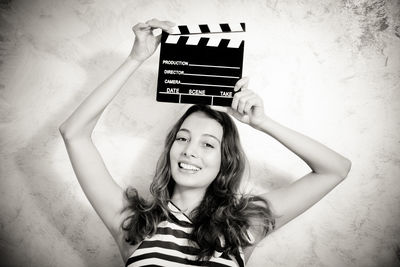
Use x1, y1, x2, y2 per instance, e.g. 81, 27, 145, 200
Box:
178, 161, 202, 172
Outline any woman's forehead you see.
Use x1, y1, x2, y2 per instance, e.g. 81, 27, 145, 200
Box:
180, 112, 223, 139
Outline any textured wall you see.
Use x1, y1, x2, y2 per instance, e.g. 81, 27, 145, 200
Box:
1, 0, 399, 266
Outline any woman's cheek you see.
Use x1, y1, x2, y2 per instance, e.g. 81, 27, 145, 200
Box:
207, 149, 222, 171
170, 142, 180, 158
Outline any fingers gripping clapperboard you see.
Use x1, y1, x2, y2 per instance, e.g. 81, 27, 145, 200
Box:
156, 23, 245, 106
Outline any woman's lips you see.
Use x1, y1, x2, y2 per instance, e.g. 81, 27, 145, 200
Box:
178, 162, 201, 172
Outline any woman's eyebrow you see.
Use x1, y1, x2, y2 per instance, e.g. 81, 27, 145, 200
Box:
203, 134, 221, 144
177, 128, 190, 134
178, 128, 221, 143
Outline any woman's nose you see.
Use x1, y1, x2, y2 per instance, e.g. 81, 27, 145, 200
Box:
182, 142, 198, 158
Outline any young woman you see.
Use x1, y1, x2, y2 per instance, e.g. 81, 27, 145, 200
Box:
59, 19, 351, 267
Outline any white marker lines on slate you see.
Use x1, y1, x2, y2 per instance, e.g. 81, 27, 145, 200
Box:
180, 82, 234, 88
188, 63, 240, 69
183, 73, 239, 79
159, 92, 233, 98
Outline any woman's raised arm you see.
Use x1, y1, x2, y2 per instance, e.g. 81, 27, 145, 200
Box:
253, 117, 351, 230
59, 19, 175, 139
225, 77, 351, 232
58, 19, 175, 245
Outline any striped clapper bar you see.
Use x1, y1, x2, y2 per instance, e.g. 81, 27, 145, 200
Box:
156, 23, 245, 106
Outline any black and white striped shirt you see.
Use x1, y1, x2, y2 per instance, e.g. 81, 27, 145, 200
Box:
125, 201, 249, 267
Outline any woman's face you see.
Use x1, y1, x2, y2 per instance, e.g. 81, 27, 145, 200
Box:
169, 112, 223, 190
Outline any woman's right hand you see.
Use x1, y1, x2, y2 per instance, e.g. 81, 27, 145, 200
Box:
129, 18, 175, 62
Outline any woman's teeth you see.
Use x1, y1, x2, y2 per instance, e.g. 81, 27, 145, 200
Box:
179, 162, 200, 171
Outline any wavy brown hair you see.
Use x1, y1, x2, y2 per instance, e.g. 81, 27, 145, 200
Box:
121, 104, 276, 261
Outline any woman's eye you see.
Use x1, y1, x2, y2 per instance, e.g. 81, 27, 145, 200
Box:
176, 137, 187, 142
204, 143, 214, 148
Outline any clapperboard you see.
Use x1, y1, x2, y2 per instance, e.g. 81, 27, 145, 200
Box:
156, 23, 245, 106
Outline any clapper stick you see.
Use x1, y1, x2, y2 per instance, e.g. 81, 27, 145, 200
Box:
156, 23, 245, 106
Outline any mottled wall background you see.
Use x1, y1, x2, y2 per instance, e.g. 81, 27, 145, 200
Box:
1, 0, 399, 266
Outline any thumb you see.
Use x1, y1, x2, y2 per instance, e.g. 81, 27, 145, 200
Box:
155, 33, 162, 46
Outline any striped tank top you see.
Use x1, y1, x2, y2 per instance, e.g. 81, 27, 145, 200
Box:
125, 201, 248, 267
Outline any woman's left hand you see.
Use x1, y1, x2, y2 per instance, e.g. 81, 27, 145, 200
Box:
224, 77, 268, 128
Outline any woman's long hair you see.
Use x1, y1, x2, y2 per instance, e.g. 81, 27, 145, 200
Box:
121, 104, 275, 260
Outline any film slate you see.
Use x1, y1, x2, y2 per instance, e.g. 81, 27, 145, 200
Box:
156, 23, 245, 106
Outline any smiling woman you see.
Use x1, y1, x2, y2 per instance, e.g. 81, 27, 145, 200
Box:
121, 104, 274, 266
59, 18, 351, 267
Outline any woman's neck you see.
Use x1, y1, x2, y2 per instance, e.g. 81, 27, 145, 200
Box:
170, 186, 206, 215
